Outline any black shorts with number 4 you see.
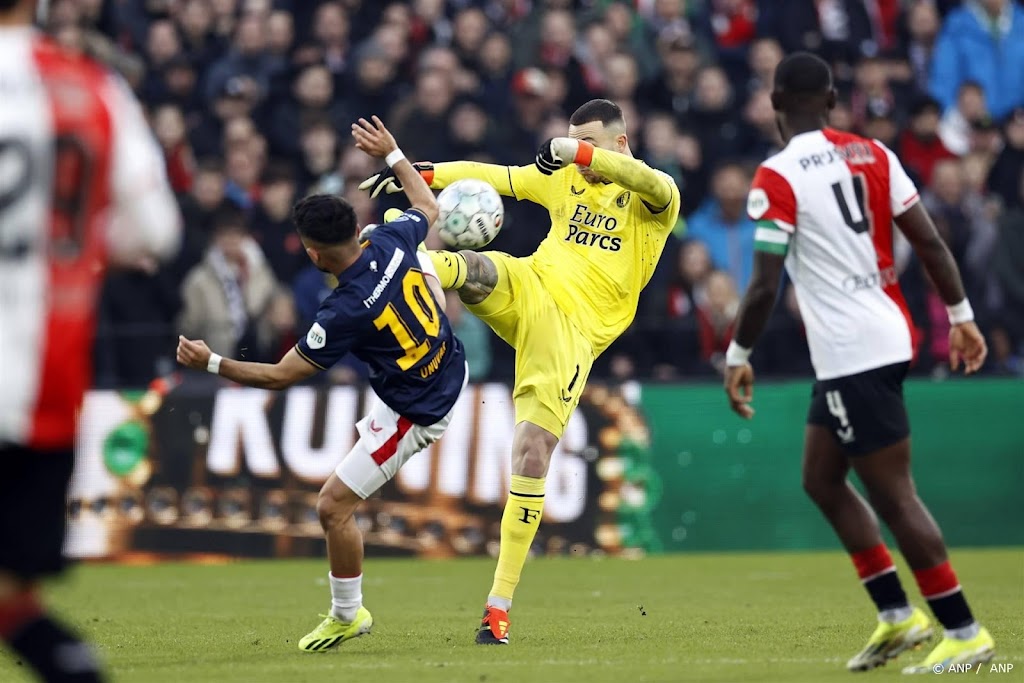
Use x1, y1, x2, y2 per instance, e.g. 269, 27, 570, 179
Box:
807, 362, 911, 456
0, 445, 75, 579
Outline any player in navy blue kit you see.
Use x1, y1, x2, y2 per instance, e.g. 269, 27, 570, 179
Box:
176, 116, 467, 652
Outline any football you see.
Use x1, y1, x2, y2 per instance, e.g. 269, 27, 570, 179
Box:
436, 179, 504, 249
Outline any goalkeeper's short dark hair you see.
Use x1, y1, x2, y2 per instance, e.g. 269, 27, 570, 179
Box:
570, 99, 624, 127
293, 194, 357, 245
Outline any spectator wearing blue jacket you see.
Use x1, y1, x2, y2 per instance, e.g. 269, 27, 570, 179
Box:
685, 163, 756, 291
929, 0, 1024, 120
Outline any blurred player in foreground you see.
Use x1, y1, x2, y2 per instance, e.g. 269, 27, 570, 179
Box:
177, 117, 467, 653
362, 99, 680, 644
0, 0, 181, 680
723, 52, 993, 674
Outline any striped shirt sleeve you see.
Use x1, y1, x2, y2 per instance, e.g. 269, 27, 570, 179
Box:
748, 165, 797, 256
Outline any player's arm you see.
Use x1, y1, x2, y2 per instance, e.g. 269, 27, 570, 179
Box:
176, 339, 319, 390
725, 251, 786, 419
883, 143, 987, 373
535, 138, 677, 214
723, 166, 798, 419
360, 159, 553, 207
352, 116, 438, 226
104, 73, 182, 266
895, 203, 986, 373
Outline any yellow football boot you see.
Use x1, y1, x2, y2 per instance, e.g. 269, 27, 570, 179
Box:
847, 607, 933, 671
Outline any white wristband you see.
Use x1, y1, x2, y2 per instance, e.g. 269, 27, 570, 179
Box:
207, 353, 222, 375
385, 148, 406, 168
946, 299, 974, 325
725, 341, 752, 367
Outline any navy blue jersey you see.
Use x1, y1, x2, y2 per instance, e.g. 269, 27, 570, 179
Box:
295, 209, 466, 425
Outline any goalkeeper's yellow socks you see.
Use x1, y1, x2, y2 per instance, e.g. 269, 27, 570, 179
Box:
487, 475, 545, 610
427, 250, 468, 290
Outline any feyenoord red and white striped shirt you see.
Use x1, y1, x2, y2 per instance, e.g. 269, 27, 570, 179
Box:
0, 28, 180, 450
747, 128, 920, 380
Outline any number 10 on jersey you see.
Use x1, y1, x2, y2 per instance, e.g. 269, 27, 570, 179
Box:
373, 270, 441, 370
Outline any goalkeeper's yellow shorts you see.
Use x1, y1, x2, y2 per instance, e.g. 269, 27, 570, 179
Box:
466, 252, 595, 439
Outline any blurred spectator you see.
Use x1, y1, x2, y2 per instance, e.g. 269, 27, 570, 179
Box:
850, 57, 900, 130
452, 7, 489, 71
177, 0, 222, 72
392, 68, 455, 162
535, 9, 593, 109
901, 0, 942, 92
266, 10, 294, 59
223, 139, 262, 210
603, 52, 641, 107
250, 163, 305, 284
686, 163, 756, 290
829, 99, 856, 132
929, 0, 1024, 120
297, 116, 342, 196
922, 159, 997, 304
642, 239, 712, 379
988, 107, 1024, 208
759, 0, 877, 69
738, 88, 783, 162
448, 100, 497, 161
177, 208, 294, 360
151, 103, 195, 194
899, 95, 956, 186
644, 41, 700, 119
643, 114, 704, 223
702, 0, 758, 84
478, 32, 514, 117
264, 63, 348, 159
696, 270, 740, 369
346, 49, 400, 123
992, 173, 1024, 363
683, 65, 743, 168
745, 37, 784, 97
203, 13, 283, 106
445, 292, 492, 381
495, 68, 555, 162
313, 1, 351, 77
938, 81, 989, 156
863, 110, 900, 150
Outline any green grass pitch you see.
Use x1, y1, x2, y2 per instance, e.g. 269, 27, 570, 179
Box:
2, 549, 1021, 682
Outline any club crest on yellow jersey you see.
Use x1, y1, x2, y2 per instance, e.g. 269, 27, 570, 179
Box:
616, 191, 630, 208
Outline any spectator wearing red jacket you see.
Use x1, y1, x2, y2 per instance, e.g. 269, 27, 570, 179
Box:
900, 95, 956, 186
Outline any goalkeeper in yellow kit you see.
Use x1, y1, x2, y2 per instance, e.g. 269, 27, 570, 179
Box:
361, 100, 680, 644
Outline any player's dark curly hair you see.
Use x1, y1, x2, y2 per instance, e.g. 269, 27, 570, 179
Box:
292, 194, 357, 245
570, 99, 624, 127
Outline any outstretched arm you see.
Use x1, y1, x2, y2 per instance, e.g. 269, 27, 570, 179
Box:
177, 338, 319, 390
535, 138, 676, 213
360, 160, 553, 207
352, 116, 439, 225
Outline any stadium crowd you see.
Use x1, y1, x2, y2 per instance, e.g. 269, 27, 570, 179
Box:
57, 0, 1024, 386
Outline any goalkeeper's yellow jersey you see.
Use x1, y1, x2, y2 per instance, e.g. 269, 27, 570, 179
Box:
431, 156, 681, 353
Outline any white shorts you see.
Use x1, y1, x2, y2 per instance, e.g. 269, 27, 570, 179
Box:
336, 370, 466, 499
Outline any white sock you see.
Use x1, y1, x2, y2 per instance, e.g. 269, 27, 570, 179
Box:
946, 622, 980, 640
878, 606, 914, 623
487, 595, 511, 612
329, 572, 362, 623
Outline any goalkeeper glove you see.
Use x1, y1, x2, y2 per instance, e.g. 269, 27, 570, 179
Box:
535, 138, 595, 175
357, 162, 435, 198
